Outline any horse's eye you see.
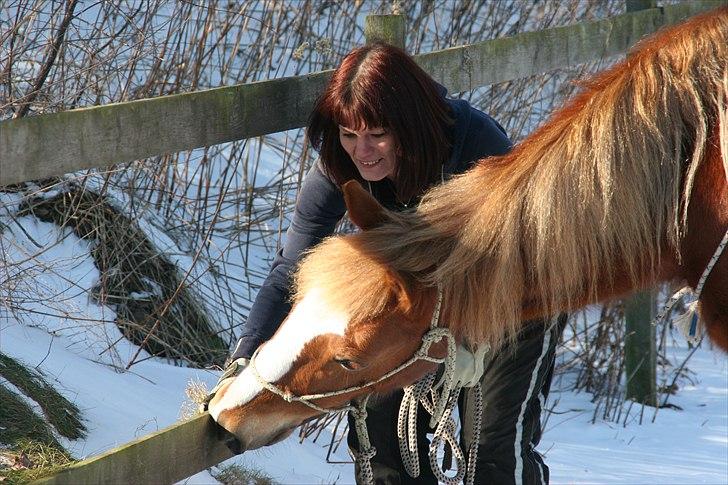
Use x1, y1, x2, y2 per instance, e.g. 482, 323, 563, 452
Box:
335, 358, 362, 371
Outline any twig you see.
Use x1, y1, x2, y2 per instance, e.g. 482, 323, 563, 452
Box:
13, 0, 80, 118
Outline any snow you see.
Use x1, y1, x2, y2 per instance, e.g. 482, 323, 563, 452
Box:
542, 347, 728, 484
1, 204, 726, 484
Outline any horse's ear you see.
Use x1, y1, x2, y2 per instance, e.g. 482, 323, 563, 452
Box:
392, 276, 413, 315
384, 270, 413, 315
342, 180, 391, 230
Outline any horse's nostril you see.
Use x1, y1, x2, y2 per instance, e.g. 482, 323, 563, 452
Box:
213, 419, 245, 455
225, 436, 244, 455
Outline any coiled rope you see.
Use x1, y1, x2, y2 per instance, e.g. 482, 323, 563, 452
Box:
397, 364, 483, 484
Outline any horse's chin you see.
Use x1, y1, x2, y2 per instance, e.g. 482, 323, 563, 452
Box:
239, 425, 294, 450
256, 413, 323, 447
264, 427, 295, 446
250, 411, 327, 449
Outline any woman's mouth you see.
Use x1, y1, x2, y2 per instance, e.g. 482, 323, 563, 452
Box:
358, 158, 382, 167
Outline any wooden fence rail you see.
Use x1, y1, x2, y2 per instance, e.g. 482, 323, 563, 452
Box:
34, 413, 232, 485
0, 1, 722, 187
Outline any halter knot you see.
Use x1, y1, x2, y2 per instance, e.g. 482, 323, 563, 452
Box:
416, 328, 450, 358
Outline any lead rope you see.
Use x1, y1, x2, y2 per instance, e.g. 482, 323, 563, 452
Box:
398, 377, 483, 485
396, 286, 483, 485
350, 395, 377, 484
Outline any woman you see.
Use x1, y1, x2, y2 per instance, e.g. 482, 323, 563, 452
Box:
224, 42, 565, 484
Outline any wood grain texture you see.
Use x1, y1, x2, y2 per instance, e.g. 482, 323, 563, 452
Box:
414, 1, 725, 94
1, 71, 332, 186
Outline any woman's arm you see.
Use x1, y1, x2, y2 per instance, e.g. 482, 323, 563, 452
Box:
231, 161, 346, 360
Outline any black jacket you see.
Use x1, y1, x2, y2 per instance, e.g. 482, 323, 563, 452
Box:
233, 95, 511, 359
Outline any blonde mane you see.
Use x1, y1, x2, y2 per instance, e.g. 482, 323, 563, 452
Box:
296, 8, 728, 349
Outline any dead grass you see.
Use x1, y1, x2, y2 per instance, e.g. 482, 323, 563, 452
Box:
0, 354, 85, 440
211, 462, 276, 485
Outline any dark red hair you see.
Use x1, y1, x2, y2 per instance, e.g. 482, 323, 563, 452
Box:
307, 42, 453, 202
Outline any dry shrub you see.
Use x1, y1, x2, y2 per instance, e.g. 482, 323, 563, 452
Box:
18, 187, 227, 367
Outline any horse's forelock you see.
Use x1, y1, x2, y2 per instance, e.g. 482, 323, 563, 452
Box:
294, 235, 402, 323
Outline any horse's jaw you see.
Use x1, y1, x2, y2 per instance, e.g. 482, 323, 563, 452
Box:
241, 423, 295, 449
212, 402, 313, 451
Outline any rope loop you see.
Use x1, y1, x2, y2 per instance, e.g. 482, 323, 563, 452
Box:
397, 331, 482, 485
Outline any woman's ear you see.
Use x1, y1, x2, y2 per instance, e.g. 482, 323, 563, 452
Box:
342, 180, 392, 230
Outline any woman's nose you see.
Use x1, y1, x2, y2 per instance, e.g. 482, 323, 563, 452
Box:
355, 138, 373, 157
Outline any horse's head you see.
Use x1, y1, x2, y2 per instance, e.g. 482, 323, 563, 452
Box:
208, 182, 444, 452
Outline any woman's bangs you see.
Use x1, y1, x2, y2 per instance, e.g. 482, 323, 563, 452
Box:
334, 98, 386, 130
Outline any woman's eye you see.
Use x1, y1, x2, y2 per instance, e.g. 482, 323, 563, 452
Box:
372, 132, 386, 138
341, 132, 355, 138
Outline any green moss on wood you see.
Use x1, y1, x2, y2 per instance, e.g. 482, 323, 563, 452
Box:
35, 413, 233, 485
364, 15, 405, 48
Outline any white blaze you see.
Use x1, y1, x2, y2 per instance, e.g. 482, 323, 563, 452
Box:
209, 288, 349, 420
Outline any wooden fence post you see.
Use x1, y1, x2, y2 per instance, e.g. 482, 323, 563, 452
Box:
364, 14, 405, 49
626, 0, 657, 12
624, 289, 657, 405
624, 0, 658, 407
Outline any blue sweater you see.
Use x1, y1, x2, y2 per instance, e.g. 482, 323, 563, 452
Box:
233, 95, 511, 359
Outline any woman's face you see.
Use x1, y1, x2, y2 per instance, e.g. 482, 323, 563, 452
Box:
338, 125, 397, 181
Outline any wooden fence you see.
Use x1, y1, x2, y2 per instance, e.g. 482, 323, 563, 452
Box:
7, 1, 723, 483
1, 1, 723, 187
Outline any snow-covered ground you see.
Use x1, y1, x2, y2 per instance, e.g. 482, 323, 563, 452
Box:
1, 203, 727, 484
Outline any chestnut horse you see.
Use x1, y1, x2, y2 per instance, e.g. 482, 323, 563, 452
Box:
209, 8, 728, 454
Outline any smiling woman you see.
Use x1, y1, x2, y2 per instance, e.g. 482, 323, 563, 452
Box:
337, 126, 397, 182
306, 42, 458, 205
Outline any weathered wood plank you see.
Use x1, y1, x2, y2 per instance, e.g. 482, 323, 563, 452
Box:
0, 71, 332, 187
33, 413, 233, 485
415, 1, 725, 93
0, 1, 722, 188
365, 14, 406, 48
